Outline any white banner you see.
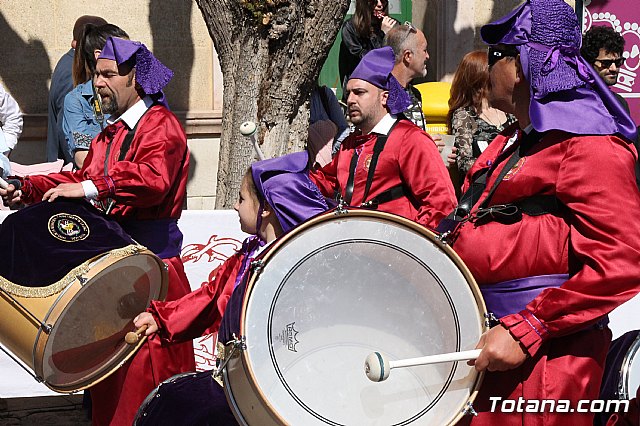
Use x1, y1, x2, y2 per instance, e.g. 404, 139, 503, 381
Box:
0, 209, 247, 397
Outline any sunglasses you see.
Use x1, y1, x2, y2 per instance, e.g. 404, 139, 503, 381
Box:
594, 57, 625, 69
488, 46, 518, 67
399, 21, 417, 44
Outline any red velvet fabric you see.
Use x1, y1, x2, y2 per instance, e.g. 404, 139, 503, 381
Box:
19, 105, 195, 425
310, 120, 456, 230
453, 127, 640, 424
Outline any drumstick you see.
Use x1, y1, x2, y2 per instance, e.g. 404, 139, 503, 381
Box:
125, 325, 148, 345
240, 121, 266, 161
364, 349, 482, 382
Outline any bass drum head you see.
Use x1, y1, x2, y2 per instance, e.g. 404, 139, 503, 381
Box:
40, 251, 166, 392
239, 211, 486, 425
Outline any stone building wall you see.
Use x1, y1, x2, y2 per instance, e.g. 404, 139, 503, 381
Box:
0, 0, 223, 209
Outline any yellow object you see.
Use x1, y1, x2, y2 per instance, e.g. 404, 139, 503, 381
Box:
415, 82, 452, 135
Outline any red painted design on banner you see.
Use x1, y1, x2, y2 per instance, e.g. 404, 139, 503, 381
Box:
181, 235, 242, 264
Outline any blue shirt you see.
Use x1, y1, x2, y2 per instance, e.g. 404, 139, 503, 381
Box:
62, 80, 109, 158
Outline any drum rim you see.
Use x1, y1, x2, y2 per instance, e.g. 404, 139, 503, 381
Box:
619, 333, 640, 400
32, 248, 167, 393
230, 208, 487, 425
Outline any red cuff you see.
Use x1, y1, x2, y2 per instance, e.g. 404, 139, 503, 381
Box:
146, 301, 169, 341
91, 176, 116, 199
500, 309, 549, 358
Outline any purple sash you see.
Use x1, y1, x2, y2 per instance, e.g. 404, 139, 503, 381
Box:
481, 274, 568, 318
120, 219, 183, 259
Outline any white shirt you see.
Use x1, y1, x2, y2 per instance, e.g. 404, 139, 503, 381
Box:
82, 97, 154, 198
369, 113, 398, 135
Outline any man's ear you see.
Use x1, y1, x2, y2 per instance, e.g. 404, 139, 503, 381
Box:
380, 89, 389, 107
402, 49, 412, 65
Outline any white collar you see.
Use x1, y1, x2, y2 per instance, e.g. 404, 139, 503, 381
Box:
369, 113, 398, 136
109, 96, 154, 129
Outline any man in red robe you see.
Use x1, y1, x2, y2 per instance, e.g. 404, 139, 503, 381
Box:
310, 46, 456, 230
1, 36, 195, 425
441, 0, 640, 424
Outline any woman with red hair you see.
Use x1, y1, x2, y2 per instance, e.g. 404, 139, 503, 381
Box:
447, 50, 515, 182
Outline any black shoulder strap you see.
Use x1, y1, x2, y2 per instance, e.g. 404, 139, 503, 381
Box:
343, 121, 398, 205
118, 107, 152, 161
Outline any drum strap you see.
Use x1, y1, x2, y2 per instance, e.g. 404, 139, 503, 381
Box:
343, 121, 399, 206
437, 129, 562, 236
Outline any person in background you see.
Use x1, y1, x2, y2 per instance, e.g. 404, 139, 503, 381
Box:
308, 84, 350, 167
581, 25, 640, 190
62, 23, 129, 168
384, 22, 429, 131
0, 83, 23, 177
47, 15, 107, 164
447, 50, 514, 184
339, 0, 397, 97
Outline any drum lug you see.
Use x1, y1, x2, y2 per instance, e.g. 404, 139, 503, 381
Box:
76, 275, 88, 285
251, 260, 263, 274
162, 262, 169, 271
436, 230, 451, 245
214, 334, 246, 377
484, 312, 499, 328
462, 401, 478, 417
334, 200, 349, 216
42, 323, 53, 334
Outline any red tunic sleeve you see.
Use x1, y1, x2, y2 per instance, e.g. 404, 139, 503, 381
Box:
396, 127, 457, 229
148, 252, 245, 344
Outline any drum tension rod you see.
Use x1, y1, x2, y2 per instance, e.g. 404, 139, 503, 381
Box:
0, 343, 43, 383
0, 287, 52, 334
214, 334, 246, 377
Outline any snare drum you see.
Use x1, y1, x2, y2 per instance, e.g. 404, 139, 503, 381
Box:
0, 200, 168, 393
221, 209, 488, 425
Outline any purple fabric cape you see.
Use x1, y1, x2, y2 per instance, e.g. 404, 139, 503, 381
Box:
480, 0, 637, 142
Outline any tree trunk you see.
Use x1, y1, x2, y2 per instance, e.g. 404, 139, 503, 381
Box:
195, 0, 350, 208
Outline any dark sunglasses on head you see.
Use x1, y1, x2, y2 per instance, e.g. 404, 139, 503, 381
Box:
594, 57, 625, 69
488, 46, 519, 67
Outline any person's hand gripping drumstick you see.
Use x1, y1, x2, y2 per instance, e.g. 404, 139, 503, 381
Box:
128, 313, 159, 344
364, 349, 482, 382
467, 325, 528, 372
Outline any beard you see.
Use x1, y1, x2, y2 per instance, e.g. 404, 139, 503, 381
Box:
98, 88, 119, 115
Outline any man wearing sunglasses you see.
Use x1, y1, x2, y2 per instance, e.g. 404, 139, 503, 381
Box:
581, 26, 626, 89
441, 0, 640, 424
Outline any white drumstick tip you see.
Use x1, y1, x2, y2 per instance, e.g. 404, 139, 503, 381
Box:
239, 121, 257, 137
364, 352, 390, 382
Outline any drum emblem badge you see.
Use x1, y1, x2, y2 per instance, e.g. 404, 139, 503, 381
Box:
276, 322, 299, 352
48, 214, 90, 242
504, 157, 526, 181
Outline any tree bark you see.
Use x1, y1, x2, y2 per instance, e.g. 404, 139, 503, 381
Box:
195, 0, 350, 208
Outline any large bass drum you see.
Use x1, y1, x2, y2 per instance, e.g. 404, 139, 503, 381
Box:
221, 209, 488, 425
0, 200, 168, 393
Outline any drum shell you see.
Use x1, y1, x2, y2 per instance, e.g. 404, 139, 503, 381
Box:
0, 249, 167, 393
223, 209, 487, 426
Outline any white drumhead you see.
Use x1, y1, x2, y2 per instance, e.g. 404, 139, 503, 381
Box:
241, 212, 485, 425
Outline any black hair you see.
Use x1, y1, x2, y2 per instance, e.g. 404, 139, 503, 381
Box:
581, 26, 625, 64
